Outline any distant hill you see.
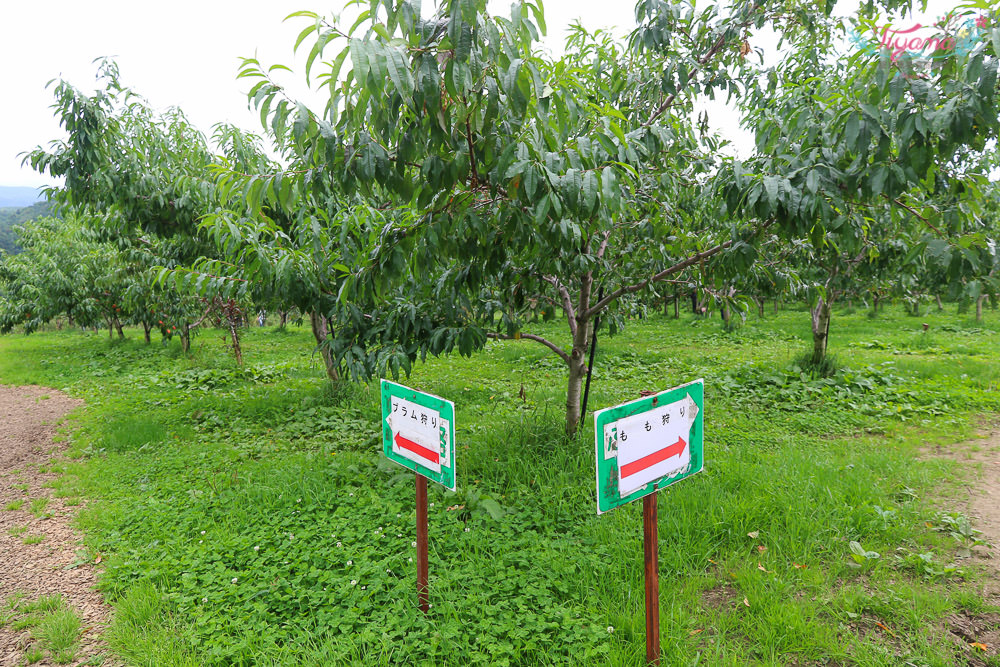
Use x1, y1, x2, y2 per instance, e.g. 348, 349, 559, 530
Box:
0, 186, 44, 208
0, 201, 55, 255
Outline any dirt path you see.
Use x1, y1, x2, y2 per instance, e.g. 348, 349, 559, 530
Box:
0, 384, 111, 666
936, 425, 1000, 595
965, 431, 1000, 589
928, 422, 1000, 665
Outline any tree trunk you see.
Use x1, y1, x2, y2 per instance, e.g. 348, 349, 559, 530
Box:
976, 295, 985, 322
811, 298, 832, 367
935, 295, 943, 311
690, 290, 698, 314
565, 354, 587, 437
229, 320, 243, 366
564, 318, 591, 437
180, 323, 191, 353
774, 298, 779, 314
143, 322, 152, 344
673, 291, 679, 319
114, 316, 125, 339
310, 311, 340, 382
564, 270, 600, 437
758, 298, 765, 318
280, 310, 288, 328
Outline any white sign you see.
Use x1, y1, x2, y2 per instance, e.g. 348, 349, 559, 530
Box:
386, 396, 447, 473
606, 394, 699, 496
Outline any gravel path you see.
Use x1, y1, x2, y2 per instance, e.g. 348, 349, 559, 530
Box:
927, 423, 1000, 664
0, 384, 110, 666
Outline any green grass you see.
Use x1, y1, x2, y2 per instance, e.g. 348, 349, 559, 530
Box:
1, 304, 999, 665
5, 499, 24, 511
35, 607, 82, 661
0, 594, 83, 663
23, 647, 45, 664
29, 496, 49, 517
21, 534, 45, 545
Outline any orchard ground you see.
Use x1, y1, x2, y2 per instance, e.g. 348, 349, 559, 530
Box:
1, 303, 1000, 665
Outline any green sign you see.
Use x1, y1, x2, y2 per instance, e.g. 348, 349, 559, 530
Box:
594, 379, 704, 514
381, 380, 457, 491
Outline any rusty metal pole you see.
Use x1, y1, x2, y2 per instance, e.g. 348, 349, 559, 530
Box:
416, 473, 430, 613
643, 493, 660, 665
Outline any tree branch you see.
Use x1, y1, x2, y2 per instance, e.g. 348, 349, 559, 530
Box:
583, 219, 774, 320
596, 230, 612, 259
466, 118, 480, 188
887, 196, 946, 238
646, 33, 729, 126
486, 332, 571, 365
543, 275, 577, 337
189, 301, 216, 329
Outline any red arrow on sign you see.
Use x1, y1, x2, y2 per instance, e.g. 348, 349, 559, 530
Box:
394, 432, 439, 465
621, 436, 687, 479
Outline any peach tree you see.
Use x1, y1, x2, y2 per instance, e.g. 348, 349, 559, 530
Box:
221, 0, 999, 432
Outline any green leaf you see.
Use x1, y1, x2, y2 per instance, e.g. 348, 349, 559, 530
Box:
478, 498, 505, 520
349, 39, 370, 82
293, 22, 319, 53
763, 176, 779, 208
292, 103, 310, 140
385, 49, 409, 99
505, 160, 531, 179
844, 113, 860, 150
456, 23, 473, 61
534, 194, 549, 225
870, 166, 887, 197
889, 74, 905, 105
582, 171, 598, 214
806, 170, 819, 195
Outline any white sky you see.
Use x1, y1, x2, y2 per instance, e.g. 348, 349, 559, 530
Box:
0, 0, 966, 189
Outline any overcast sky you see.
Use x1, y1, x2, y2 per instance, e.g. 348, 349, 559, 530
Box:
0, 0, 964, 190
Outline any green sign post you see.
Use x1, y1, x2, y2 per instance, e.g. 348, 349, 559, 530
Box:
380, 380, 457, 612
594, 379, 704, 665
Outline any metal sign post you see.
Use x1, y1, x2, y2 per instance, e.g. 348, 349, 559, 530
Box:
381, 380, 457, 613
594, 379, 705, 664
415, 473, 429, 613
643, 494, 660, 665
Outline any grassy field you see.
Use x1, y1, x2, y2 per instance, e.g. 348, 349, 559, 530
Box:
1, 303, 999, 666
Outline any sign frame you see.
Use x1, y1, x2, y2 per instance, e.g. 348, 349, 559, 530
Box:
594, 379, 704, 515
381, 379, 457, 491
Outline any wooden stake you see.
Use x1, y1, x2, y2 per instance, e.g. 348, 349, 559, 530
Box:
416, 473, 429, 613
643, 493, 660, 665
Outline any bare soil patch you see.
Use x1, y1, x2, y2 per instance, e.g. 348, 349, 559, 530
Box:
0, 384, 111, 666
700, 582, 741, 611
925, 420, 1000, 664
